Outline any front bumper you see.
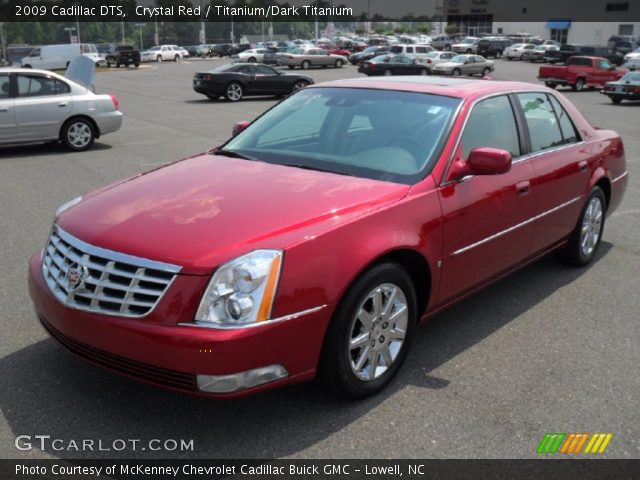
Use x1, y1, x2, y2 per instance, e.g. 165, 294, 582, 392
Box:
28, 253, 329, 398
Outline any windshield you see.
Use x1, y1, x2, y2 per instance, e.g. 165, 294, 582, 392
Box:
425, 52, 439, 58
621, 72, 640, 82
150, 46, 161, 51
222, 87, 461, 184
460, 37, 477, 44
450, 55, 467, 63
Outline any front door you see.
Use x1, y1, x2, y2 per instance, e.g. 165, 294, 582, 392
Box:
437, 94, 536, 303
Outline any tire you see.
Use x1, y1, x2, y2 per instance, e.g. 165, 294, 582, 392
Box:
292, 80, 309, 92
545, 81, 557, 89
23, 64, 32, 68
573, 78, 585, 92
288, 66, 295, 70
224, 82, 243, 102
134, 63, 140, 68
482, 67, 491, 76
317, 263, 417, 398
174, 55, 179, 62
495, 50, 502, 59
157, 55, 162, 63
466, 49, 472, 54
384, 69, 393, 76
248, 57, 257, 63
301, 60, 310, 70
611, 97, 622, 104
444, 44, 451, 51
61, 118, 95, 152
557, 186, 606, 267
452, 68, 461, 76
335, 59, 343, 68
506, 56, 512, 61
420, 68, 428, 76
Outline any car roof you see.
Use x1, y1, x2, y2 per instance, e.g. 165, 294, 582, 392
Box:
0, 67, 66, 77
312, 77, 545, 99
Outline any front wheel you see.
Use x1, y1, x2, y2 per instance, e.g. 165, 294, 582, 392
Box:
420, 68, 428, 76
495, 50, 502, 58
545, 81, 557, 89
301, 60, 310, 70
482, 67, 491, 76
335, 59, 343, 68
610, 97, 622, 104
452, 68, 461, 76
317, 263, 417, 398
557, 186, 606, 267
174, 55, 180, 62
292, 80, 309, 92
384, 69, 393, 76
61, 118, 95, 151
573, 78, 585, 92
157, 55, 162, 63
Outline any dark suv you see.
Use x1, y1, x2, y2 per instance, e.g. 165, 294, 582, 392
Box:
476, 38, 512, 58
547, 44, 625, 65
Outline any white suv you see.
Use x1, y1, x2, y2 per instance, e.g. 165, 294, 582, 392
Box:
452, 37, 480, 54
141, 45, 183, 63
388, 44, 435, 62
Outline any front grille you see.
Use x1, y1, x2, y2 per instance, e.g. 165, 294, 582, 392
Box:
42, 225, 181, 317
40, 316, 197, 391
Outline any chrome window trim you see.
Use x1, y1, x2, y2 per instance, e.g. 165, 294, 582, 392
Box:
54, 225, 181, 273
178, 305, 328, 330
451, 195, 583, 256
440, 90, 585, 187
612, 171, 628, 183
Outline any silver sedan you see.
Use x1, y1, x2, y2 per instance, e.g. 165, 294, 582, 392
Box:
278, 48, 348, 70
0, 68, 122, 151
431, 55, 494, 77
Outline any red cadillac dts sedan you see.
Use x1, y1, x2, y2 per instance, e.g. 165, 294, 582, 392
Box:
29, 77, 627, 398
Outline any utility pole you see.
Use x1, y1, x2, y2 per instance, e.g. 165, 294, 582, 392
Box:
0, 23, 6, 65
64, 26, 76, 44
121, 21, 125, 44
135, 23, 145, 50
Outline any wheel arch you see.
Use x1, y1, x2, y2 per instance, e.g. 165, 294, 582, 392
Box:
60, 114, 101, 139
591, 168, 612, 210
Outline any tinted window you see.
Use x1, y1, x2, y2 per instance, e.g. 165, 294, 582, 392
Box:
390, 46, 403, 53
0, 74, 10, 99
17, 75, 67, 97
461, 95, 521, 159
255, 65, 276, 74
517, 93, 563, 152
548, 95, 580, 144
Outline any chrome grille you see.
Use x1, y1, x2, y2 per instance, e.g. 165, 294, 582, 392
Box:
42, 225, 181, 317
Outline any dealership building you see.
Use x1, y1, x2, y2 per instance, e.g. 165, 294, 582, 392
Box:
442, 0, 639, 44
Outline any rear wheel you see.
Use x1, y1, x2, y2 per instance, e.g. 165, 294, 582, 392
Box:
444, 44, 451, 51
495, 50, 502, 58
248, 57, 257, 63
301, 60, 310, 70
610, 97, 622, 104
545, 81, 557, 89
482, 67, 491, 76
420, 68, 428, 76
557, 186, 606, 267
384, 69, 393, 76
317, 263, 417, 398
452, 68, 461, 76
23, 64, 32, 68
61, 118, 95, 152
224, 82, 243, 102
174, 55, 180, 62
573, 78, 585, 92
335, 59, 343, 68
157, 55, 162, 63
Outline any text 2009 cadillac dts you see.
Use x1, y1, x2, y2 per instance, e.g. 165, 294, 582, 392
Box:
29, 77, 628, 398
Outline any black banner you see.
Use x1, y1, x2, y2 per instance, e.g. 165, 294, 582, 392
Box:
2, 459, 640, 480
1, 0, 639, 22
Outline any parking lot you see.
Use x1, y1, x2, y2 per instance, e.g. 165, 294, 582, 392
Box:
0, 58, 638, 459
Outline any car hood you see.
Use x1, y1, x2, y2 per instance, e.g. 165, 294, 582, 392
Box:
58, 153, 410, 274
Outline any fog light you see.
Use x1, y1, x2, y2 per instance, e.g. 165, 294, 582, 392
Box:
197, 365, 288, 393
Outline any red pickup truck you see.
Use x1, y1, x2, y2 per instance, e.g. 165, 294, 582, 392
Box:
538, 56, 626, 91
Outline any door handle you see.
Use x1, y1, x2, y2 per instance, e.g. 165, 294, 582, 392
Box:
578, 160, 588, 172
58, 101, 68, 107
516, 180, 531, 196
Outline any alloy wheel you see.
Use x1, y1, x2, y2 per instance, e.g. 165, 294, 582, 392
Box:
348, 283, 408, 381
580, 196, 603, 257
66, 122, 92, 149
226, 83, 243, 101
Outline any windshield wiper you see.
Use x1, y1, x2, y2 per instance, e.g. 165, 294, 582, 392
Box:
281, 163, 354, 177
214, 149, 258, 161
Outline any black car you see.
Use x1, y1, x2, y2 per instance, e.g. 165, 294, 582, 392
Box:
211, 44, 236, 57
476, 38, 512, 58
357, 54, 429, 76
349, 46, 390, 65
601, 71, 640, 104
547, 44, 625, 65
193, 63, 313, 102
263, 47, 290, 65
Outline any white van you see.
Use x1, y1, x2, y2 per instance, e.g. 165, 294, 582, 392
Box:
388, 44, 435, 62
21, 44, 101, 70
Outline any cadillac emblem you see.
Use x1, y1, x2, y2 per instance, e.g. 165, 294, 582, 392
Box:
64, 263, 89, 292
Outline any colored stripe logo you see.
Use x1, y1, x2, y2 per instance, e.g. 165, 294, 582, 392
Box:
537, 433, 613, 454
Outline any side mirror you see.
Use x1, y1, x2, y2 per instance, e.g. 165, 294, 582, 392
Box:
232, 120, 250, 136
448, 147, 512, 180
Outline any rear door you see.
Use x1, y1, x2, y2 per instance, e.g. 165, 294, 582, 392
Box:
14, 73, 72, 141
437, 94, 536, 303
515, 92, 588, 253
0, 73, 16, 142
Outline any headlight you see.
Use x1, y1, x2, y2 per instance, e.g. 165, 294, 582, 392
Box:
55, 196, 82, 217
194, 250, 283, 328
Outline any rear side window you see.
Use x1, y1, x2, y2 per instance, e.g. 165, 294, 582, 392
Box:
17, 74, 67, 97
548, 95, 580, 144
461, 95, 521, 159
517, 93, 563, 152
0, 74, 10, 99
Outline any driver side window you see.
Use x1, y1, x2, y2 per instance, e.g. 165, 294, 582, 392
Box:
461, 95, 521, 159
